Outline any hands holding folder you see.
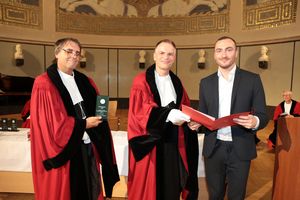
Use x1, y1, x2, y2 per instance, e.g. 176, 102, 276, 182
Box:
182, 105, 250, 131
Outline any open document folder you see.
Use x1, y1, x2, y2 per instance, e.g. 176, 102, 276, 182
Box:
182, 105, 250, 131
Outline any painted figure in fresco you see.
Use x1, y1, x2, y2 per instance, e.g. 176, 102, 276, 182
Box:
246, 0, 271, 5
59, 0, 138, 16
147, 0, 227, 17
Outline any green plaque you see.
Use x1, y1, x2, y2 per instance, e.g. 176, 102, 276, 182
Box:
95, 95, 109, 120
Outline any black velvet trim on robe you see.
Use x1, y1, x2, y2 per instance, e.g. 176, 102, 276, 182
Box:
42, 118, 86, 170
146, 64, 183, 129
88, 120, 120, 197
74, 67, 119, 198
43, 65, 86, 170
129, 64, 183, 161
129, 134, 161, 161
280, 100, 300, 117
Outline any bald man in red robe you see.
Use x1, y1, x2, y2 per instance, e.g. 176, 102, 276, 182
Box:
127, 39, 200, 200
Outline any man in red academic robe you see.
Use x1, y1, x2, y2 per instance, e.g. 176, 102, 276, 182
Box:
268, 90, 300, 147
30, 38, 119, 200
127, 39, 200, 200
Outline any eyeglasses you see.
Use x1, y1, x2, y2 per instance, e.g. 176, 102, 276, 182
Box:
62, 49, 81, 58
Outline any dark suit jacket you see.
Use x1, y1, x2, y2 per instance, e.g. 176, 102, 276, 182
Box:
199, 67, 269, 161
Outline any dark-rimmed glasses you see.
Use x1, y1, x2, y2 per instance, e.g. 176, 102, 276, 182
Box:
62, 49, 81, 58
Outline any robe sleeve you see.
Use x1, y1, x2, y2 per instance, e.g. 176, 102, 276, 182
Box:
292, 102, 300, 117
128, 74, 175, 161
128, 87, 159, 161
273, 104, 283, 121
21, 99, 30, 121
30, 76, 86, 171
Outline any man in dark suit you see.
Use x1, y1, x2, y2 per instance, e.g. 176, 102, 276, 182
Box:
198, 36, 269, 200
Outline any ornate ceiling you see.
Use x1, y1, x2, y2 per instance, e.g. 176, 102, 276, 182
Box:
0, 0, 297, 36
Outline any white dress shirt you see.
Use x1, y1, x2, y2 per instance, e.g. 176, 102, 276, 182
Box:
284, 102, 292, 115
58, 69, 91, 144
217, 66, 236, 141
154, 70, 177, 107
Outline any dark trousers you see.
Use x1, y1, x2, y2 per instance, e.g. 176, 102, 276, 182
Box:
70, 143, 100, 200
204, 140, 251, 200
162, 143, 181, 200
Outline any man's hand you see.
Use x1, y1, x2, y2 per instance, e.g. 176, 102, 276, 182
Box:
167, 109, 190, 126
86, 116, 102, 129
233, 114, 257, 129
188, 121, 201, 131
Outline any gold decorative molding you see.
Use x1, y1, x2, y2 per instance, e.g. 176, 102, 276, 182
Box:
56, 0, 229, 36
243, 0, 297, 30
0, 1, 42, 29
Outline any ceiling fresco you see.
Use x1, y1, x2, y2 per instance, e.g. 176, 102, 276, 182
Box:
56, 0, 230, 35
0, 0, 42, 29
0, 1, 297, 35
243, 0, 297, 30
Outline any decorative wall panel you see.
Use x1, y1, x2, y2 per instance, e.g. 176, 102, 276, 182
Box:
56, 0, 230, 35
243, 0, 297, 30
0, 0, 42, 29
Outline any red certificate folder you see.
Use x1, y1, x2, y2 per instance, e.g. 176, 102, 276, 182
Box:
182, 105, 250, 131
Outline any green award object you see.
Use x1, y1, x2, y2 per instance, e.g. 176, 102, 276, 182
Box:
95, 95, 109, 120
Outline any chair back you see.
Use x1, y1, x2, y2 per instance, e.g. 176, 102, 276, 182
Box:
108, 100, 117, 117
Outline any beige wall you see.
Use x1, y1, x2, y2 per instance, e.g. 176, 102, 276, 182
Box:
0, 41, 44, 77
177, 48, 215, 100
118, 49, 155, 98
240, 43, 295, 106
108, 49, 118, 98
293, 41, 300, 101
1, 40, 299, 106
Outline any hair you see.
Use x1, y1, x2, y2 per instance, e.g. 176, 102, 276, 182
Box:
282, 90, 292, 96
54, 37, 82, 55
215, 36, 237, 49
155, 39, 177, 50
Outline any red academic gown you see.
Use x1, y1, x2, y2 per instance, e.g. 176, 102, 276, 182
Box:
268, 100, 300, 145
127, 65, 199, 200
30, 64, 119, 200
273, 100, 300, 121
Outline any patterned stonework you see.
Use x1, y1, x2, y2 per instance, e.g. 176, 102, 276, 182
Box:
0, 1, 42, 29
243, 0, 297, 30
57, 0, 230, 36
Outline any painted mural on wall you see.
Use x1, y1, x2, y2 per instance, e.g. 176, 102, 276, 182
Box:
243, 0, 297, 30
0, 0, 42, 29
57, 0, 230, 35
